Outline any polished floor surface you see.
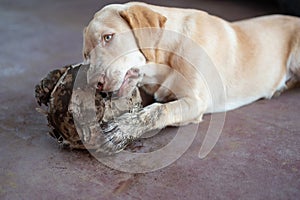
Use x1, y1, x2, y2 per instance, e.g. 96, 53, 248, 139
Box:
1, 0, 299, 199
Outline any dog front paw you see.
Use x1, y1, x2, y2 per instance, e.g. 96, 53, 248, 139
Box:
97, 104, 164, 154
97, 112, 147, 154
96, 121, 136, 154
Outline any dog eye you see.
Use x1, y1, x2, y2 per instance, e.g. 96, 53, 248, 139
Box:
103, 34, 114, 43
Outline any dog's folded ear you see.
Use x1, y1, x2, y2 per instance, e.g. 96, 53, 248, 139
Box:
120, 5, 167, 62
120, 5, 167, 29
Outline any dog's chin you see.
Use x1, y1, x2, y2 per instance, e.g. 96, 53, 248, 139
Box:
99, 80, 136, 99
112, 81, 133, 98
99, 83, 121, 94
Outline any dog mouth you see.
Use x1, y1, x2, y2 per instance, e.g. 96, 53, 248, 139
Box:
97, 82, 104, 91
96, 68, 140, 98
117, 68, 140, 97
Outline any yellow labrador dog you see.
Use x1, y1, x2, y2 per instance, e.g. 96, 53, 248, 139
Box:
83, 2, 300, 153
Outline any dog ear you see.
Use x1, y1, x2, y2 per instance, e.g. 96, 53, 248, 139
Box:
82, 27, 90, 63
120, 5, 167, 61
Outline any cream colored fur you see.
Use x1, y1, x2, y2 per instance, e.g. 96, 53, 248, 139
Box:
83, 2, 300, 146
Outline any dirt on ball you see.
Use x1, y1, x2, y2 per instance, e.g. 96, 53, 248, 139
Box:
34, 63, 142, 150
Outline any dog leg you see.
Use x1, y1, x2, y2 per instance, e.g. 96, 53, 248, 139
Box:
98, 97, 207, 154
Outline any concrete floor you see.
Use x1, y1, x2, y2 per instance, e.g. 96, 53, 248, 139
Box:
1, 0, 299, 199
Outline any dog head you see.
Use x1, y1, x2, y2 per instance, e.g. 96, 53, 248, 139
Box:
83, 3, 167, 93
